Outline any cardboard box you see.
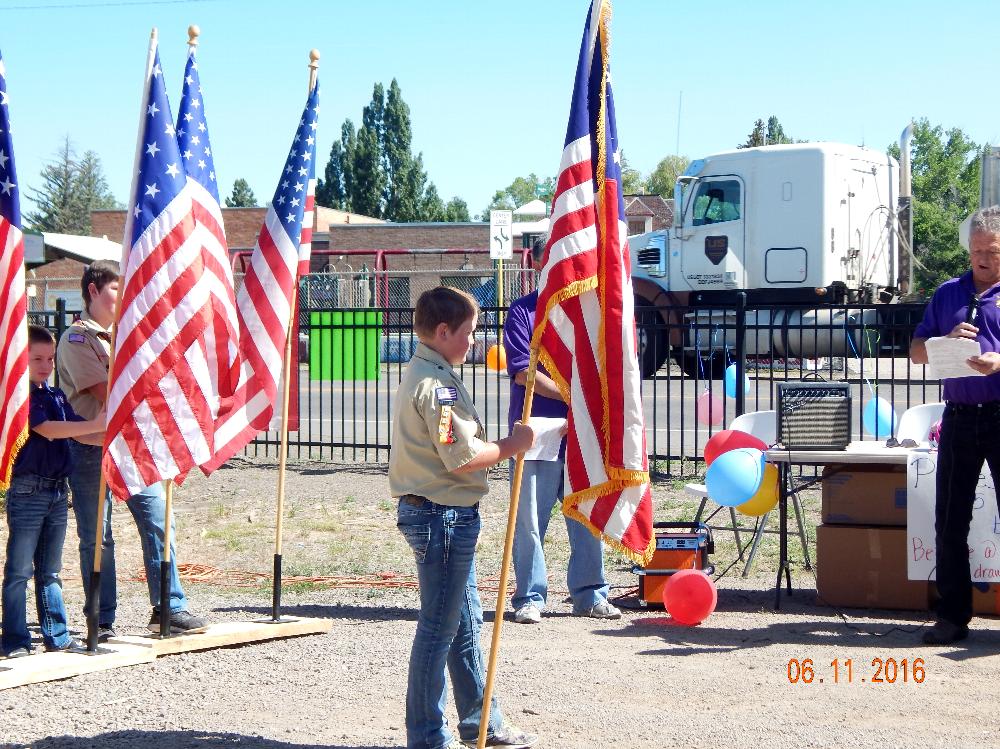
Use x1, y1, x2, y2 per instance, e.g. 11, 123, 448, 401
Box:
973, 584, 1000, 616
821, 465, 907, 526
816, 524, 929, 610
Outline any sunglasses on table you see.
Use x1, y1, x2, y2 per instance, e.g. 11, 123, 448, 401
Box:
885, 437, 919, 448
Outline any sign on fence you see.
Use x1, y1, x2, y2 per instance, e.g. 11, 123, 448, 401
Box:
907, 451, 1000, 581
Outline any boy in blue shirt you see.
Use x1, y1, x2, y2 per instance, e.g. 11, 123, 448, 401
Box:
2, 325, 105, 657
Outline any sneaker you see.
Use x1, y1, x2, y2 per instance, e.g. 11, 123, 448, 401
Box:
575, 600, 622, 619
462, 724, 539, 748
513, 603, 541, 624
45, 637, 86, 653
147, 609, 208, 634
97, 626, 117, 643
4, 647, 30, 659
922, 619, 969, 645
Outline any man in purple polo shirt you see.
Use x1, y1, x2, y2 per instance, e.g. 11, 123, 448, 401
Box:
504, 238, 621, 625
911, 205, 1000, 645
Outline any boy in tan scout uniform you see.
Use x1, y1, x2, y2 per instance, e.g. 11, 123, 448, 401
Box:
390, 287, 539, 749
56, 259, 205, 639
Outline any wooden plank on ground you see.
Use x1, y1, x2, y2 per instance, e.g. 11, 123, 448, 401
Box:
110, 616, 332, 656
0, 642, 155, 690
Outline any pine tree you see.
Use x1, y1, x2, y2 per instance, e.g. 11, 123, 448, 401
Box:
25, 137, 118, 234
225, 178, 258, 207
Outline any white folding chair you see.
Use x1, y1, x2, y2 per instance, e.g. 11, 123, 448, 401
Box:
896, 402, 945, 444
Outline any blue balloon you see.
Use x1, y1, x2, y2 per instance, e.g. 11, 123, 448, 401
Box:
724, 363, 751, 399
705, 447, 766, 507
863, 396, 897, 439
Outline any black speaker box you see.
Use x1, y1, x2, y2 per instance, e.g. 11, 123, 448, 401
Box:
776, 381, 851, 450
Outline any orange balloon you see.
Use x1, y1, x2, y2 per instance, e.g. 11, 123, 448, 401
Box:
486, 344, 507, 371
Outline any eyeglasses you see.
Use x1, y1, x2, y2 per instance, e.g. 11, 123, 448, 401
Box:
885, 437, 918, 448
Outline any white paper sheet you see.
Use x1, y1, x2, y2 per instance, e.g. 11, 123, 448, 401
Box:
523, 417, 567, 461
925, 336, 985, 379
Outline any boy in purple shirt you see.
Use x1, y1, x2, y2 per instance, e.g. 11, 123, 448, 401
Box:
2, 326, 105, 657
910, 206, 1000, 645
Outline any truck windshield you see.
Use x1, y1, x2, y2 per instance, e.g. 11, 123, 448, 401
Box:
691, 179, 741, 226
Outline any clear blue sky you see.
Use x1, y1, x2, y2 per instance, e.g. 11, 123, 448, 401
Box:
2, 0, 998, 227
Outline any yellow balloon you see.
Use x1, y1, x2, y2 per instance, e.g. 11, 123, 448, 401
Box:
486, 344, 507, 371
737, 463, 779, 516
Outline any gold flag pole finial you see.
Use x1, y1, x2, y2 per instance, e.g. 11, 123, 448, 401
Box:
187, 25, 200, 47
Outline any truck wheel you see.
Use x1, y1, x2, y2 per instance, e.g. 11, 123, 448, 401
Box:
635, 300, 669, 379
676, 351, 726, 380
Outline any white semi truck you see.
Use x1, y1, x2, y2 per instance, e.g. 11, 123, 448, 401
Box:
629, 140, 913, 377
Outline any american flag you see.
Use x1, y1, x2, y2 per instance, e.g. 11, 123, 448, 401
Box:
0, 51, 28, 491
103, 34, 237, 499
203, 80, 320, 471
175, 42, 241, 422
532, 0, 653, 564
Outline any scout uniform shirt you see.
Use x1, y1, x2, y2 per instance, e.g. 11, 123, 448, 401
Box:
389, 342, 488, 507
56, 310, 112, 421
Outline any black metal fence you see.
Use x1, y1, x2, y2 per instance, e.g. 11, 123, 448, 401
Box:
33, 297, 942, 479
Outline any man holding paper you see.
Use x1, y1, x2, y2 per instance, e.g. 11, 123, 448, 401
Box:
505, 238, 621, 625
910, 205, 1000, 644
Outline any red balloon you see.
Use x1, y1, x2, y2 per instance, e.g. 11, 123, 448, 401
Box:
703, 429, 767, 466
662, 569, 717, 625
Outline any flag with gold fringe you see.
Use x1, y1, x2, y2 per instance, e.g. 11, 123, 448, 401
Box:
532, 0, 654, 565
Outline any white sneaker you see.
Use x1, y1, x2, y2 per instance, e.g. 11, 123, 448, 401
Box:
513, 603, 541, 624
575, 600, 622, 619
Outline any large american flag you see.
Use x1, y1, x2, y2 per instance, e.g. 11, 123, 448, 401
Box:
533, 0, 654, 564
0, 51, 28, 491
103, 35, 237, 499
203, 81, 320, 471
175, 42, 240, 427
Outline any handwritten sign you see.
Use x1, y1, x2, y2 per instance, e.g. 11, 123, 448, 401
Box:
907, 451, 1000, 581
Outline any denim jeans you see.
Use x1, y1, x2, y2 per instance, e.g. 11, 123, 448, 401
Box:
397, 498, 504, 749
2, 474, 72, 653
934, 402, 1000, 627
511, 460, 608, 612
68, 442, 187, 623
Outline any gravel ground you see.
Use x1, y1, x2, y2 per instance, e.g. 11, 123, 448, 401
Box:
2, 460, 1000, 749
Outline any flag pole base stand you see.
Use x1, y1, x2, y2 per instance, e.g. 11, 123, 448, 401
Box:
111, 617, 332, 657
0, 642, 154, 690
253, 615, 301, 625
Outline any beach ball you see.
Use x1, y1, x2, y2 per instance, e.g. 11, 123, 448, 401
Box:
724, 363, 751, 399
737, 463, 779, 517
705, 447, 766, 506
862, 396, 896, 439
663, 569, 718, 625
696, 390, 724, 427
486, 344, 506, 371
703, 429, 768, 466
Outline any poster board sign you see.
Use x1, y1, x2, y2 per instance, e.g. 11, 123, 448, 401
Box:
907, 451, 1000, 581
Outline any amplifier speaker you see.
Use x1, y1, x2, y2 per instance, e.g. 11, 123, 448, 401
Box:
776, 381, 851, 450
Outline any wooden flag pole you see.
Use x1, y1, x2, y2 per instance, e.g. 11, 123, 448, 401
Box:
158, 481, 174, 638
271, 48, 320, 623
476, 346, 540, 749
84, 27, 158, 654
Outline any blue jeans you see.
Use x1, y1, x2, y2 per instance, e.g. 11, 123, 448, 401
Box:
397, 498, 504, 749
934, 403, 1000, 627
2, 474, 72, 653
511, 460, 608, 612
68, 442, 187, 623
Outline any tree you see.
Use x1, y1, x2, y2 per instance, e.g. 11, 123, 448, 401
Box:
316, 79, 463, 221
444, 196, 470, 223
738, 115, 794, 149
620, 151, 645, 194
481, 173, 555, 219
225, 178, 258, 208
888, 119, 982, 296
645, 154, 691, 197
25, 136, 118, 234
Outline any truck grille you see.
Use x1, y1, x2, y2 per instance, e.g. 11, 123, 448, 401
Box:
637, 247, 661, 267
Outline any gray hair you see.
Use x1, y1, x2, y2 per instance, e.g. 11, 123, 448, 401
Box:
970, 206, 1000, 237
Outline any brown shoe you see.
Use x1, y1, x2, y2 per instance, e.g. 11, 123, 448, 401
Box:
922, 620, 969, 645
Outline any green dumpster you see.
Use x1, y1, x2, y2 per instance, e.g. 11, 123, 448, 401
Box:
310, 310, 382, 381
